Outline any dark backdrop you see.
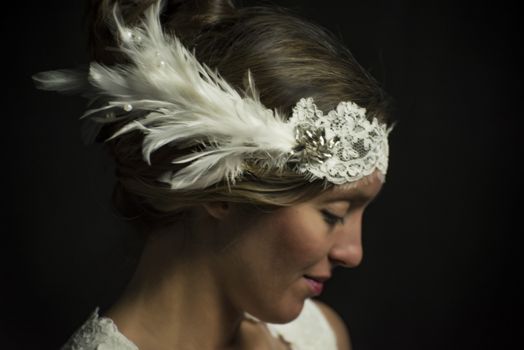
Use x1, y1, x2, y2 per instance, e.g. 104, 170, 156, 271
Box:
3, 1, 521, 349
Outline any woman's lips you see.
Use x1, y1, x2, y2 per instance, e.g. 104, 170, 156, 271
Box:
303, 275, 328, 295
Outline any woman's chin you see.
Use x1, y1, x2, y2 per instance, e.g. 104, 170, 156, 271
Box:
252, 297, 306, 324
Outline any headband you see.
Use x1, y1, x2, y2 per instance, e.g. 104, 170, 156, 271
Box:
33, 0, 392, 190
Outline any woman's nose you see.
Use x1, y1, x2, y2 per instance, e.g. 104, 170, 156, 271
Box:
328, 210, 364, 268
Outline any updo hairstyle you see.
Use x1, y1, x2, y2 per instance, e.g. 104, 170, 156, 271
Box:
86, 0, 391, 230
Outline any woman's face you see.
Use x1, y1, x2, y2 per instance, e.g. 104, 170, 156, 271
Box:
210, 173, 384, 323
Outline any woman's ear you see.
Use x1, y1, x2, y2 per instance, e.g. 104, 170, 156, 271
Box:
202, 202, 231, 220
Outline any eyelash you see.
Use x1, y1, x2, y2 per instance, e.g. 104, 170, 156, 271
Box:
321, 210, 345, 227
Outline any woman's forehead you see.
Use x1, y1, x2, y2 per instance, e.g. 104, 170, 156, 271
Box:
318, 172, 384, 203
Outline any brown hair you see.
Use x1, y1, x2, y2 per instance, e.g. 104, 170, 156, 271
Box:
86, 0, 391, 231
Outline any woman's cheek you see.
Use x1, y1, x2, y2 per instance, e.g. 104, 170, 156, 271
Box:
272, 211, 327, 266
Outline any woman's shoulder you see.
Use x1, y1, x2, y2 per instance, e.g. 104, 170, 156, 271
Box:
60, 308, 138, 350
265, 298, 349, 350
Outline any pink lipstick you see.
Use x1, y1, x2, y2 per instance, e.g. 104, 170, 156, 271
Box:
304, 276, 326, 295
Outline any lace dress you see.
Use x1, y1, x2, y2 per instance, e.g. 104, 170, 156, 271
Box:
61, 299, 338, 350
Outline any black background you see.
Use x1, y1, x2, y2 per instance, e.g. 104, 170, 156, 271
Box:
3, 1, 521, 349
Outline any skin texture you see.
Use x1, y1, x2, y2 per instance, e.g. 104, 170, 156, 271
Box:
105, 172, 383, 350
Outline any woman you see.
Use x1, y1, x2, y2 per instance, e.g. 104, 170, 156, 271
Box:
34, 0, 392, 349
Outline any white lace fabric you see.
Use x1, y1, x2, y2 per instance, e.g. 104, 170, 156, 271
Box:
290, 97, 390, 185
60, 308, 138, 350
60, 299, 337, 350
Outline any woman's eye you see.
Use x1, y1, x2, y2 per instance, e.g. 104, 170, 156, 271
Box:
321, 210, 345, 226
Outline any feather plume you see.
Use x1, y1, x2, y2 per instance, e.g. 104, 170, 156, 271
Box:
34, 0, 297, 190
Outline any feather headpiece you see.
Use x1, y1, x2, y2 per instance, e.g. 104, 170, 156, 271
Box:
33, 0, 391, 190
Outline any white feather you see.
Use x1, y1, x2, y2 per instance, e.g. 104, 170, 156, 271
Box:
32, 69, 90, 94
34, 0, 297, 189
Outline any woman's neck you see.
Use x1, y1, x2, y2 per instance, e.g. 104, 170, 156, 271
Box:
104, 230, 248, 350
